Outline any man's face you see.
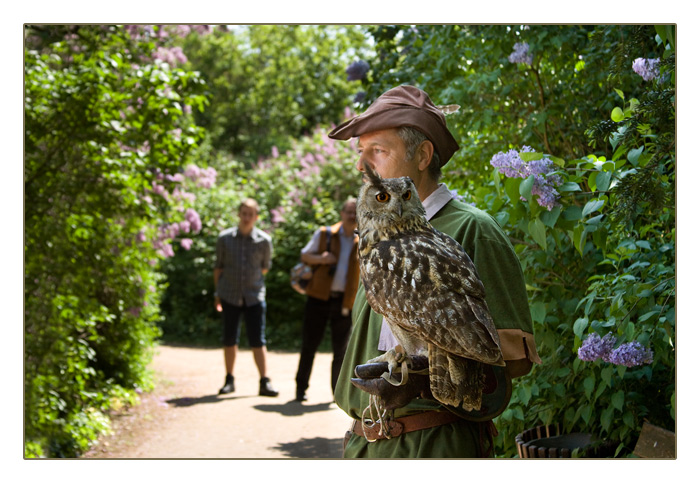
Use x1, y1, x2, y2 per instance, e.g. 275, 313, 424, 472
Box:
356, 128, 419, 181
238, 205, 258, 231
341, 202, 357, 227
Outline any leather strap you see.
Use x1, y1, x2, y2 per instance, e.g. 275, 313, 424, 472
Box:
351, 410, 461, 441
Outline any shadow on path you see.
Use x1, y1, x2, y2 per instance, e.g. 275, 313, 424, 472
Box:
253, 399, 337, 417
167, 394, 256, 407
270, 436, 345, 458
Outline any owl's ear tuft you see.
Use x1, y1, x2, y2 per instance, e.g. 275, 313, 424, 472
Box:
362, 161, 383, 188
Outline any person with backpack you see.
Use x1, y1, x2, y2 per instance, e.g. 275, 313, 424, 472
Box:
294, 198, 360, 402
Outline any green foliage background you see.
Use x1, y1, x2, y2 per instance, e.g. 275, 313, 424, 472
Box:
24, 24, 675, 458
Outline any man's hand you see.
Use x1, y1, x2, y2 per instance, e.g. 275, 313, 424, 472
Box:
320, 251, 337, 265
215, 296, 222, 313
350, 356, 432, 410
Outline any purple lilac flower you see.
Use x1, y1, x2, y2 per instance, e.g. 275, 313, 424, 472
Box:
153, 46, 188, 66
508, 42, 533, 65
184, 164, 201, 180
448, 188, 466, 202
196, 167, 217, 188
606, 341, 654, 367
185, 208, 202, 233
490, 146, 562, 210
578, 332, 617, 362
180, 238, 193, 250
152, 182, 169, 200
490, 149, 525, 178
632, 58, 660, 82
270, 207, 286, 224
346, 60, 370, 81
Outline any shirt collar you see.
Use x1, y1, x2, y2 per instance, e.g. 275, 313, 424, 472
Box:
234, 226, 263, 240
423, 183, 455, 221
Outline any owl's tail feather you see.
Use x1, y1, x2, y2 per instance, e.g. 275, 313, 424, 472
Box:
428, 345, 485, 411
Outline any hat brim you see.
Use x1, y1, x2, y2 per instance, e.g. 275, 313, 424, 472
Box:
328, 106, 459, 167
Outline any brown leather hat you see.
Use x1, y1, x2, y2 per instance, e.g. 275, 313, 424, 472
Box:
328, 85, 460, 166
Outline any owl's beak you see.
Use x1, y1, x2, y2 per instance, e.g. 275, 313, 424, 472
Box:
397, 204, 402, 218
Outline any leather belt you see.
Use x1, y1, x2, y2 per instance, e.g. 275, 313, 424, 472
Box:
351, 411, 461, 441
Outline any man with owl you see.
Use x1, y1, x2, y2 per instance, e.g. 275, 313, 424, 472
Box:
328, 85, 540, 458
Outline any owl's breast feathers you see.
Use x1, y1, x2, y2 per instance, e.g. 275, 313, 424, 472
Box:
359, 225, 504, 366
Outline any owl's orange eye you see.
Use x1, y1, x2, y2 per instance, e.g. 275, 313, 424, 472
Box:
376, 192, 391, 203
402, 190, 412, 201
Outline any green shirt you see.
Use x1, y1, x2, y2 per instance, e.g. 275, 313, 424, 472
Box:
335, 197, 538, 458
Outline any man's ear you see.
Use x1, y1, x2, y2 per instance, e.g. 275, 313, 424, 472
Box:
416, 140, 434, 172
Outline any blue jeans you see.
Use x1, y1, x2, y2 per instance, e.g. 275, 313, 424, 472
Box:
221, 299, 267, 347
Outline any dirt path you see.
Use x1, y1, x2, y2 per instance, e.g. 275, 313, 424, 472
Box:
83, 344, 352, 459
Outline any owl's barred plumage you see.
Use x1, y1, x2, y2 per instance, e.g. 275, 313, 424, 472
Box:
357, 165, 504, 410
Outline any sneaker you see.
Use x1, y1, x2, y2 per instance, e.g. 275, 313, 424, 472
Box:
219, 374, 235, 394
259, 377, 279, 397
295, 392, 308, 402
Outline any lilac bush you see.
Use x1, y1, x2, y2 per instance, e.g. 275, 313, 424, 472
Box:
508, 42, 533, 65
346, 60, 370, 81
632, 57, 660, 82
142, 165, 215, 258
607, 341, 654, 367
578, 332, 617, 362
578, 333, 653, 367
490, 146, 562, 210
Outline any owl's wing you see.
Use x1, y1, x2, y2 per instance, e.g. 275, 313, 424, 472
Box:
361, 229, 503, 366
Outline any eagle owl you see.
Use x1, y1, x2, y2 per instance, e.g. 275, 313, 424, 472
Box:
356, 165, 505, 411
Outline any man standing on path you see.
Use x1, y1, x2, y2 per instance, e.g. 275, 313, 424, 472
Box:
214, 198, 279, 397
294, 198, 360, 402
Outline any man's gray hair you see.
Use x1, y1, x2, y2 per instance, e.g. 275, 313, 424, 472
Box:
397, 126, 442, 181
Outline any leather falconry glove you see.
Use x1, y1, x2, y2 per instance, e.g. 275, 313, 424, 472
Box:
350, 355, 433, 411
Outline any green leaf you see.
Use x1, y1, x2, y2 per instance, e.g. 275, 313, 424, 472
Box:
581, 404, 593, 424
549, 155, 566, 167
540, 205, 561, 228
573, 317, 588, 339
520, 151, 543, 162
492, 169, 501, 197
601, 365, 614, 387
614, 88, 625, 100
611, 390, 625, 411
595, 171, 612, 192
582, 199, 605, 217
627, 146, 644, 167
573, 224, 586, 256
601, 406, 614, 433
558, 182, 582, 193
504, 176, 522, 204
530, 301, 546, 324
588, 171, 598, 192
519, 175, 535, 201
655, 25, 667, 43
611, 107, 624, 122
528, 218, 547, 250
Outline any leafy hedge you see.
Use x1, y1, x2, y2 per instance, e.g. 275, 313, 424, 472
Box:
24, 25, 211, 457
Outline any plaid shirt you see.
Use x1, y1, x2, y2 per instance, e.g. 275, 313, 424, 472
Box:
215, 226, 272, 306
